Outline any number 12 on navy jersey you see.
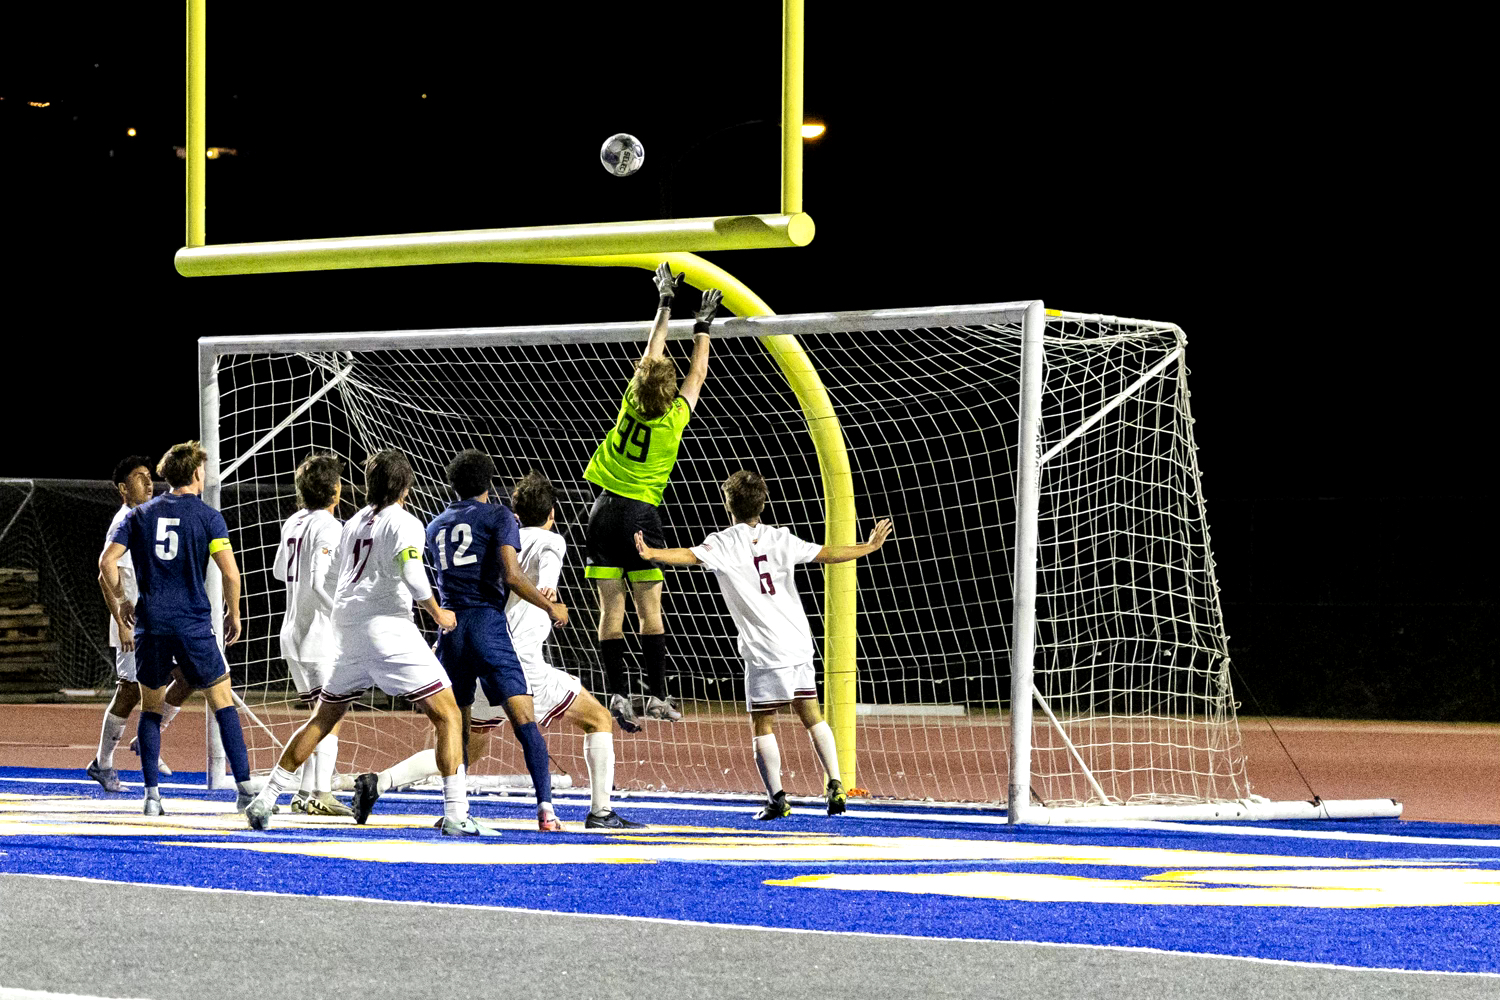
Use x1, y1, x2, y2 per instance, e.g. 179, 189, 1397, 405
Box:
434, 523, 477, 569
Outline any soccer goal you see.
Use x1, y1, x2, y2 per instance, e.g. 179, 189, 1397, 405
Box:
198, 302, 1397, 823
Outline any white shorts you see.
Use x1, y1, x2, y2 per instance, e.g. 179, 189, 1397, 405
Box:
321, 617, 450, 705
471, 644, 581, 731
285, 656, 334, 704
113, 646, 136, 684
746, 660, 817, 712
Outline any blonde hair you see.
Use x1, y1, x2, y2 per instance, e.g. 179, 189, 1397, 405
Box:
632, 357, 678, 419
157, 440, 208, 488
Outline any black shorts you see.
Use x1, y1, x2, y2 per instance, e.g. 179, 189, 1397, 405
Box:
584, 491, 665, 583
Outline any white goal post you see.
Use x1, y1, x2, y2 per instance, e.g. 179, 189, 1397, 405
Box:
196, 301, 1398, 823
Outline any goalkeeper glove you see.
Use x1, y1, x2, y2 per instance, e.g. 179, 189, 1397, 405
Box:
694, 288, 722, 334
653, 261, 682, 308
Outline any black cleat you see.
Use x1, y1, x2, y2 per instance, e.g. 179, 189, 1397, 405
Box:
825, 778, 847, 816
755, 791, 791, 821
609, 694, 642, 733
584, 809, 648, 830
351, 772, 380, 825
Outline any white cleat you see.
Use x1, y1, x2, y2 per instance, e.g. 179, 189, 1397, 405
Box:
645, 695, 682, 721
244, 798, 273, 831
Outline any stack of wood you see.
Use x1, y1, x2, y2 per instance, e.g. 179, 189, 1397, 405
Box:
0, 568, 61, 702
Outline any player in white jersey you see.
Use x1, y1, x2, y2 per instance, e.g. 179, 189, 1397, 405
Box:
245, 449, 496, 836
636, 469, 893, 820
269, 453, 352, 817
364, 471, 645, 829
87, 455, 190, 792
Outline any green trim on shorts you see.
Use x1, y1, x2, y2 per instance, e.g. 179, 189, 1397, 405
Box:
625, 568, 663, 583
585, 565, 625, 580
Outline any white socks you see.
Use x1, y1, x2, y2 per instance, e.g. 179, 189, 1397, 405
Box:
255, 764, 298, 809
583, 731, 615, 815
442, 767, 467, 823
314, 733, 338, 793
97, 713, 127, 769
296, 756, 316, 796
753, 734, 783, 797
159, 704, 181, 732
379, 748, 438, 793
808, 721, 841, 783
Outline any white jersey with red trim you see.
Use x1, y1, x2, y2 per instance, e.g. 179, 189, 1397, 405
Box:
505, 526, 565, 661
332, 504, 428, 626
689, 521, 823, 671
272, 508, 343, 663
105, 504, 137, 648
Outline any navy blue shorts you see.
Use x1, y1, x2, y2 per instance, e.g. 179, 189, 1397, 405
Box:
435, 607, 528, 709
135, 632, 227, 689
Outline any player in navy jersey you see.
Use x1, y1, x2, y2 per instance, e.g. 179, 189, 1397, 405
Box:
351, 448, 571, 831
98, 441, 255, 815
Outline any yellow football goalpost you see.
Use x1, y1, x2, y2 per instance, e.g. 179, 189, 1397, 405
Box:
181, 0, 861, 787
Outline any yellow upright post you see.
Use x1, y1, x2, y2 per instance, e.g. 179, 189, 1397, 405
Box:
536, 252, 859, 789
186, 0, 206, 247
781, 0, 805, 216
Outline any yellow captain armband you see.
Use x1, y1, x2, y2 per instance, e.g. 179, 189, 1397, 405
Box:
208, 538, 232, 555
396, 546, 422, 564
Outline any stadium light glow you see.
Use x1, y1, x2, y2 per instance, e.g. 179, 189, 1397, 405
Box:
29, 101, 51, 108
127, 128, 137, 136
801, 123, 825, 139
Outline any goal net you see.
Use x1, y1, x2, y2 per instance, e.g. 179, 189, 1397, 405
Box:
201, 302, 1251, 815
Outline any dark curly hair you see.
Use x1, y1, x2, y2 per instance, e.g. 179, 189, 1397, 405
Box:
112, 455, 154, 487
722, 469, 768, 522
446, 448, 498, 499
511, 469, 555, 528
295, 452, 343, 510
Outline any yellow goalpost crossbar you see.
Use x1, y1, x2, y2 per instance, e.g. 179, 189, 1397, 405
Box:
185, 0, 859, 788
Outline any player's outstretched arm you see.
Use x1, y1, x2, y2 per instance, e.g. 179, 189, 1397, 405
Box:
815, 518, 895, 564
679, 288, 721, 412
97, 542, 135, 649
210, 545, 243, 646
500, 545, 569, 628
643, 262, 682, 362
634, 531, 700, 566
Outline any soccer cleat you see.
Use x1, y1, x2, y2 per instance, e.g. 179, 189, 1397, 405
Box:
584, 809, 648, 830
128, 737, 171, 777
244, 797, 273, 830
87, 758, 123, 793
644, 695, 682, 722
755, 791, 791, 821
290, 793, 311, 813
142, 796, 165, 817
235, 789, 278, 814
440, 815, 502, 837
538, 806, 564, 832
307, 792, 354, 818
826, 778, 847, 816
351, 772, 380, 825
609, 693, 642, 733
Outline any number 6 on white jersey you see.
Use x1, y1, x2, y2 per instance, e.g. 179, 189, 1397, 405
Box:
155, 518, 181, 561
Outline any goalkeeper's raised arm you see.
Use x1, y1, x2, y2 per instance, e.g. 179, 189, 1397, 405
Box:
581, 263, 722, 731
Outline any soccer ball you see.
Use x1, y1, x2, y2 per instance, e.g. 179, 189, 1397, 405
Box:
600, 133, 645, 177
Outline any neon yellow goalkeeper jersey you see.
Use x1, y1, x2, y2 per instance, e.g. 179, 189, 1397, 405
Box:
583, 386, 692, 506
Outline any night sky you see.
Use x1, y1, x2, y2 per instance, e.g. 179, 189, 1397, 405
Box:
3, 8, 1492, 716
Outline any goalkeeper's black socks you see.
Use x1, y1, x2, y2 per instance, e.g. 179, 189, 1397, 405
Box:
600, 637, 628, 698
640, 632, 668, 699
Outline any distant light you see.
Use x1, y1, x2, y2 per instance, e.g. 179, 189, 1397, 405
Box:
801, 123, 825, 139
421, 93, 427, 99
127, 127, 137, 137
29, 101, 51, 108
206, 148, 219, 159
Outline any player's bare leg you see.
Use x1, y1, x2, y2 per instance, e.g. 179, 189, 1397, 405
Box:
416, 687, 497, 836
567, 690, 647, 829
596, 578, 639, 731
792, 697, 845, 815
503, 693, 561, 831
245, 698, 348, 829
750, 708, 791, 820
632, 579, 680, 721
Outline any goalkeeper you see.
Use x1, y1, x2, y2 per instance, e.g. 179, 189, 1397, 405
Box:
582, 262, 721, 730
